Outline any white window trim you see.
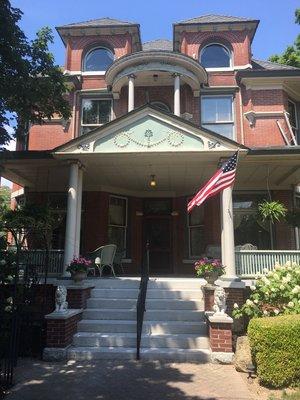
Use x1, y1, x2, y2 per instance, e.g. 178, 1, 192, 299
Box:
83, 46, 115, 73
200, 43, 233, 69
108, 195, 128, 252
201, 94, 236, 140
80, 97, 113, 133
150, 101, 171, 112
186, 198, 204, 259
288, 99, 298, 130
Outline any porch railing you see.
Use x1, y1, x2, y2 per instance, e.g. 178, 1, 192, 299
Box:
18, 249, 64, 276
235, 250, 300, 277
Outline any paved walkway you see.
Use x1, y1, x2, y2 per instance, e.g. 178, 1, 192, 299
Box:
6, 359, 254, 400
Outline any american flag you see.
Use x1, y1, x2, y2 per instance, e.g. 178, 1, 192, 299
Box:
187, 151, 238, 213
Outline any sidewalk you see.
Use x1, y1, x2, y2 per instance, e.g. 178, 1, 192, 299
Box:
6, 358, 254, 400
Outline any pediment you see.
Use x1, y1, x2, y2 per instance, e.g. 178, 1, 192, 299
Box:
54, 107, 243, 155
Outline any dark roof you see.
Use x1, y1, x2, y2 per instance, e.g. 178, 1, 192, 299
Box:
57, 17, 138, 29
176, 14, 258, 25
142, 39, 173, 51
251, 59, 300, 71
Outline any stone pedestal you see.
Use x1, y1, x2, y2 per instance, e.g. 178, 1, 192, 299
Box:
43, 309, 83, 361
206, 312, 234, 364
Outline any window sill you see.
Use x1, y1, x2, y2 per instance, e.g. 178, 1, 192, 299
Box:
82, 71, 106, 76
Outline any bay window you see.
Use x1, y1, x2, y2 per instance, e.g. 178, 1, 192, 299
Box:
81, 98, 112, 135
201, 95, 234, 139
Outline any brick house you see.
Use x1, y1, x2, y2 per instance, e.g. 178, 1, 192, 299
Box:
1, 14, 300, 279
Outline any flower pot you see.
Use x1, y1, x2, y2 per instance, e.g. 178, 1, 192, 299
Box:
71, 271, 87, 284
204, 271, 219, 285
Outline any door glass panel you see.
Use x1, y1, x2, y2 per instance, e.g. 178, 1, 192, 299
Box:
144, 199, 172, 215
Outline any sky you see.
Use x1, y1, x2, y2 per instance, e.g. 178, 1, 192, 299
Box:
2, 0, 299, 187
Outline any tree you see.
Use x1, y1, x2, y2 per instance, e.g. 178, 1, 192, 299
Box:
0, 0, 71, 149
269, 9, 300, 68
0, 186, 11, 212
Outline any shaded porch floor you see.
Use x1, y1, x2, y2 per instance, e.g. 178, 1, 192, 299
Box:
6, 358, 254, 400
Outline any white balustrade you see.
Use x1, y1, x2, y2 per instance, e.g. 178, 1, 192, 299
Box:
235, 250, 300, 276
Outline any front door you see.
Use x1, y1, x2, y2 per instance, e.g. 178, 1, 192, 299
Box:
143, 199, 172, 274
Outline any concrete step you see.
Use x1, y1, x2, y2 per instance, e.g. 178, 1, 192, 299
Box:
78, 319, 137, 333
140, 348, 211, 363
73, 332, 209, 349
90, 288, 138, 299
87, 298, 137, 309
148, 278, 206, 290
83, 309, 205, 322
147, 289, 204, 300
68, 346, 211, 362
144, 310, 205, 322
146, 321, 207, 335
85, 278, 140, 289
78, 319, 207, 335
83, 309, 136, 320
68, 346, 136, 361
145, 299, 204, 310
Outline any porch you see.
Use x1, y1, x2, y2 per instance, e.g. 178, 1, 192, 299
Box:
1, 106, 300, 280
16, 248, 300, 278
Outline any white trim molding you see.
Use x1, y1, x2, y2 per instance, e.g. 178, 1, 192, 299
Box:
244, 110, 285, 127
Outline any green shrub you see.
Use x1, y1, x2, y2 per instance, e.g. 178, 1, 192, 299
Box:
233, 262, 300, 319
268, 390, 300, 400
248, 315, 300, 388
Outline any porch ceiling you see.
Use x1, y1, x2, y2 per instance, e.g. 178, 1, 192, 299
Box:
2, 151, 300, 196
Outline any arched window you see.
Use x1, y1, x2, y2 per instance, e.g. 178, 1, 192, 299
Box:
151, 101, 171, 113
83, 47, 114, 72
200, 44, 231, 69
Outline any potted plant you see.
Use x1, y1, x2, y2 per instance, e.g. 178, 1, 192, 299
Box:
194, 257, 224, 284
66, 256, 91, 283
258, 200, 287, 224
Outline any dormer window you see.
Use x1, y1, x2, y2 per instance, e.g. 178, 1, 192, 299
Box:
83, 47, 114, 72
200, 44, 231, 69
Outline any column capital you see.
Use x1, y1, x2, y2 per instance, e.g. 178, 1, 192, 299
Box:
65, 159, 84, 169
127, 73, 136, 80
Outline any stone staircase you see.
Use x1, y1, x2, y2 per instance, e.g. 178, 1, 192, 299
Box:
68, 277, 211, 362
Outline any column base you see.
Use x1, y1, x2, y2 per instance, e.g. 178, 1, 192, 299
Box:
215, 276, 245, 289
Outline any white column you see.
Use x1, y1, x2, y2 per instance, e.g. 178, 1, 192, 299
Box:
74, 167, 83, 257
220, 186, 237, 279
128, 74, 135, 112
63, 161, 79, 276
173, 73, 181, 116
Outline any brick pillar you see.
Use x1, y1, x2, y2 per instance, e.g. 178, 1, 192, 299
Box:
206, 313, 234, 363
45, 310, 82, 348
66, 286, 94, 309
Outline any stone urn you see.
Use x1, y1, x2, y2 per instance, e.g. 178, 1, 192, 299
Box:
71, 271, 87, 284
204, 271, 219, 285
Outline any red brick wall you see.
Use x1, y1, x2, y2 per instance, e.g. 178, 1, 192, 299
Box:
180, 30, 252, 66
209, 322, 233, 353
66, 35, 132, 71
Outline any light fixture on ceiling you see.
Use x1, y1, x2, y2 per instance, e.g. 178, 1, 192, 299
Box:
153, 74, 158, 82
149, 174, 156, 187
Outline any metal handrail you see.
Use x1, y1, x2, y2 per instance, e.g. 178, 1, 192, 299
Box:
136, 242, 150, 360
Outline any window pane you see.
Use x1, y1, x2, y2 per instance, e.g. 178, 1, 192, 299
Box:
108, 226, 125, 250
84, 48, 114, 71
203, 123, 233, 138
233, 193, 268, 210
202, 96, 233, 123
109, 197, 126, 226
82, 99, 111, 125
288, 100, 297, 129
234, 214, 271, 249
189, 227, 205, 256
200, 45, 230, 68
189, 205, 204, 226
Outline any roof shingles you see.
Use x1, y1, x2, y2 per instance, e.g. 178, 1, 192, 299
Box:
58, 17, 137, 28
142, 39, 173, 51
176, 14, 258, 25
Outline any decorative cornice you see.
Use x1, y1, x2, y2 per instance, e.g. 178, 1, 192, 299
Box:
244, 110, 285, 127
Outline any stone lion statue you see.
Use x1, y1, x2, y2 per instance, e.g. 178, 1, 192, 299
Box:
213, 286, 227, 315
55, 285, 68, 312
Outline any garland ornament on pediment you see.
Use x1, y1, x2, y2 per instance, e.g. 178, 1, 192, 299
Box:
77, 143, 90, 151
114, 130, 185, 149
208, 140, 221, 149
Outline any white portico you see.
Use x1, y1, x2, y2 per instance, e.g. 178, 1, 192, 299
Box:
53, 105, 247, 279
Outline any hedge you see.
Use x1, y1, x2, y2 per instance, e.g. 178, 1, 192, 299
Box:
248, 315, 300, 388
